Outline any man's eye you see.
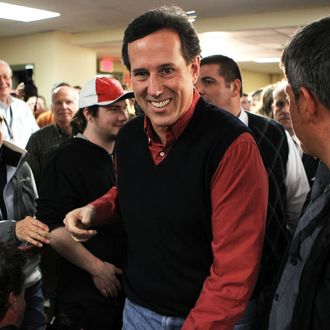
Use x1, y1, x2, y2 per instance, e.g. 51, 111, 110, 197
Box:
134, 71, 148, 77
108, 108, 121, 112
276, 101, 285, 108
203, 79, 213, 85
133, 71, 149, 81
161, 67, 174, 75
0, 75, 11, 81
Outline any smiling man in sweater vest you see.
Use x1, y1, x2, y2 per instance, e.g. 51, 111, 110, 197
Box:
63, 6, 268, 330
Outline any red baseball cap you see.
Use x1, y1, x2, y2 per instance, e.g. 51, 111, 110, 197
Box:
78, 76, 134, 109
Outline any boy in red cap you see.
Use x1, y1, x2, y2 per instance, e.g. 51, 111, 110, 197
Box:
36, 77, 133, 330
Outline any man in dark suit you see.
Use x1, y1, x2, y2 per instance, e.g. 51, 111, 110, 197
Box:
196, 54, 309, 327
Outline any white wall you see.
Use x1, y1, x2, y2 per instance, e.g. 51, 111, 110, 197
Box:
0, 31, 97, 104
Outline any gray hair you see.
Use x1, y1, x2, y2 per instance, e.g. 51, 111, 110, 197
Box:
52, 85, 79, 107
0, 60, 12, 77
281, 15, 330, 109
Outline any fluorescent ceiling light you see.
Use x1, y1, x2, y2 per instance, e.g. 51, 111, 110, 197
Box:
0, 2, 60, 22
200, 31, 283, 65
254, 57, 280, 63
200, 32, 252, 62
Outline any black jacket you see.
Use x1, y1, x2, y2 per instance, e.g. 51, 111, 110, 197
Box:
36, 137, 126, 300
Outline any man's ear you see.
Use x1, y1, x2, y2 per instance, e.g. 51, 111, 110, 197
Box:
82, 108, 92, 121
8, 292, 18, 312
300, 87, 318, 122
231, 79, 241, 98
191, 55, 201, 84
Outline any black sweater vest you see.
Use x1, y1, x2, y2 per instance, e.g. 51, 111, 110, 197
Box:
115, 98, 249, 316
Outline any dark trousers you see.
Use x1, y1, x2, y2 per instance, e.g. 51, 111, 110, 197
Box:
53, 292, 125, 330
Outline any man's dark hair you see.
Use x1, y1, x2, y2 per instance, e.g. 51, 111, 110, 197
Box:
70, 105, 99, 136
201, 55, 243, 96
281, 15, 330, 109
122, 6, 201, 71
0, 243, 26, 321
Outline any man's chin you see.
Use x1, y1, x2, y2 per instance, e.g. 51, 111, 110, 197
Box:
279, 120, 291, 129
106, 134, 116, 142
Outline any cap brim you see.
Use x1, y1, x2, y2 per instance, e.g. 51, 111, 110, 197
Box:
96, 91, 134, 106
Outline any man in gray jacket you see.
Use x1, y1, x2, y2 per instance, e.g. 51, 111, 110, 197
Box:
0, 114, 50, 330
268, 15, 330, 330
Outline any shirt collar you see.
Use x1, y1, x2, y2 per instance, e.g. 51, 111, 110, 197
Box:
144, 89, 200, 145
238, 108, 249, 126
54, 123, 70, 137
0, 95, 13, 108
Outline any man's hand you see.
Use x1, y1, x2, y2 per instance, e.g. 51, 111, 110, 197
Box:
63, 204, 97, 242
15, 82, 25, 100
92, 261, 122, 298
15, 216, 50, 248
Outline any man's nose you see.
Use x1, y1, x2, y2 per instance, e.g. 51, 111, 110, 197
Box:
147, 74, 163, 97
283, 101, 290, 113
118, 110, 129, 122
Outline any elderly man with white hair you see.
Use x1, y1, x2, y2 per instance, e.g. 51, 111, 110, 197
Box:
0, 60, 39, 148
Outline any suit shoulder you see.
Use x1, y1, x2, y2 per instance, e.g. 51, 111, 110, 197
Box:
248, 112, 287, 136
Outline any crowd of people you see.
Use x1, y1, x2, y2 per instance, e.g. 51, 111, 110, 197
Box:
0, 5, 330, 330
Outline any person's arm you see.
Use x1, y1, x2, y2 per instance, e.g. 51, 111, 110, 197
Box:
49, 226, 122, 297
64, 186, 119, 242
14, 82, 25, 100
285, 131, 310, 227
183, 132, 268, 329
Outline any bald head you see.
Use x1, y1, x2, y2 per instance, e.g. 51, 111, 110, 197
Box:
51, 86, 79, 129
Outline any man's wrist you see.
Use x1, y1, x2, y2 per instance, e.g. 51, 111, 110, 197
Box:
13, 221, 21, 242
86, 204, 97, 227
88, 257, 103, 276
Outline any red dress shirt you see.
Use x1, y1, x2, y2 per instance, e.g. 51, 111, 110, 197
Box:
92, 90, 268, 329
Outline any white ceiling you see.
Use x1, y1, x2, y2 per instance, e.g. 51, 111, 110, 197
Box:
1, 0, 329, 73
